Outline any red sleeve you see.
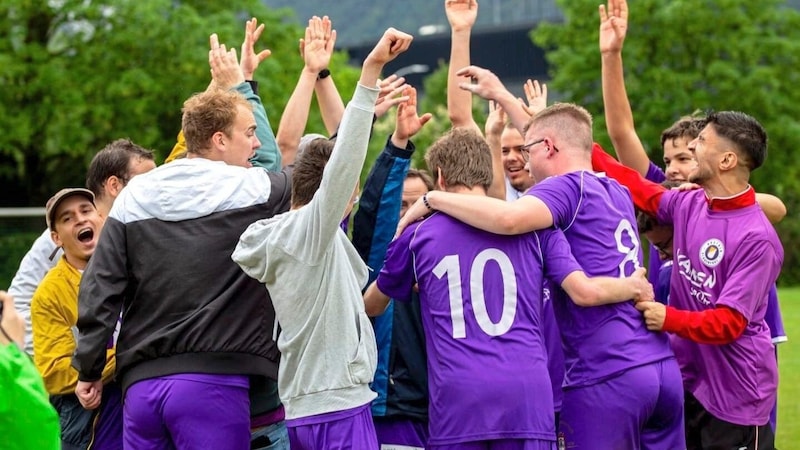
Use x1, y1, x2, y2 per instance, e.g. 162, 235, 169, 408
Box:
662, 305, 748, 345
591, 143, 666, 215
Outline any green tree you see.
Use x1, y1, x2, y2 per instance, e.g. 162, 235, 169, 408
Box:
533, 0, 800, 284
0, 0, 359, 207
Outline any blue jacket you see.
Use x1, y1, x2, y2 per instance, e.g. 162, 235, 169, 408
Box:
352, 136, 428, 422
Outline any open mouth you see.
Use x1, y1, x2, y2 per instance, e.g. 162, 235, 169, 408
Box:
77, 228, 95, 243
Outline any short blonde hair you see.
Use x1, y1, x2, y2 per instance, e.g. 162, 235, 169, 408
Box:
525, 103, 593, 152
181, 90, 252, 155
425, 128, 493, 191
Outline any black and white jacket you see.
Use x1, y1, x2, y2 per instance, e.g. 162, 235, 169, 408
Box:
72, 158, 291, 393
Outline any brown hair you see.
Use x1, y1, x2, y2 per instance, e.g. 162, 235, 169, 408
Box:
406, 168, 434, 191
291, 137, 335, 207
181, 90, 252, 156
86, 139, 154, 197
524, 103, 593, 152
425, 128, 492, 191
660, 112, 706, 151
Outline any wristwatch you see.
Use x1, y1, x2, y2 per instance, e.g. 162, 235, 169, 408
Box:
317, 68, 331, 80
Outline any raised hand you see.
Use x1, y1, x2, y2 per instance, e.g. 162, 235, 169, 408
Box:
209, 33, 245, 90
456, 65, 508, 101
394, 86, 433, 142
485, 100, 506, 141
375, 75, 409, 118
599, 0, 629, 54
520, 79, 547, 117
0, 291, 24, 347
366, 28, 414, 67
445, 0, 478, 32
301, 16, 336, 73
240, 18, 272, 80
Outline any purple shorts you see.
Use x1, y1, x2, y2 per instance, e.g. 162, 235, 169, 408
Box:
374, 416, 428, 449
429, 439, 555, 450
558, 358, 685, 450
287, 403, 378, 450
123, 373, 250, 450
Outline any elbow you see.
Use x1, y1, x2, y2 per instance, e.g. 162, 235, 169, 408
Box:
495, 214, 527, 235
365, 300, 389, 317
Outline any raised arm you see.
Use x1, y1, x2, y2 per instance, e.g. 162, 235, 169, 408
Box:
239, 18, 281, 171
599, 0, 649, 176
457, 65, 530, 135
484, 101, 507, 200
352, 86, 429, 280
309, 29, 413, 249
445, 0, 480, 132
276, 16, 335, 166
311, 16, 345, 136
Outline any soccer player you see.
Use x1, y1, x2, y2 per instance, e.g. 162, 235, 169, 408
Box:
367, 127, 654, 449
593, 110, 782, 449
399, 75, 685, 447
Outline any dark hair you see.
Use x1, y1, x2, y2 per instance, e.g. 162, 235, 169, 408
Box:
660, 113, 706, 150
406, 168, 434, 191
86, 139, 154, 196
636, 180, 682, 232
291, 138, 335, 207
425, 128, 493, 191
705, 111, 767, 171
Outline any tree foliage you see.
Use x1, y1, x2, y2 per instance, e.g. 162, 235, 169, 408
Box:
533, 0, 800, 284
0, 0, 359, 206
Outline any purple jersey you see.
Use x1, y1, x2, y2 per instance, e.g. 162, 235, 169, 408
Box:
645, 162, 668, 286
658, 188, 782, 425
766, 285, 787, 344
529, 171, 673, 388
376, 213, 580, 446
541, 281, 564, 412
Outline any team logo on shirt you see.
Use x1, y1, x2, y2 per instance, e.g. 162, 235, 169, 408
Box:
699, 239, 724, 268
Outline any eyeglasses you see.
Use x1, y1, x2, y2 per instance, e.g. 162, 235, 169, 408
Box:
653, 235, 673, 256
519, 138, 558, 162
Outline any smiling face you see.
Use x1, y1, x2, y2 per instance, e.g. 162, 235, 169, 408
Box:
687, 124, 724, 185
501, 127, 534, 193
662, 137, 697, 183
51, 195, 104, 270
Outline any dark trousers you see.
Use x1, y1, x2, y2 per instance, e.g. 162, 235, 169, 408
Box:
685, 392, 775, 450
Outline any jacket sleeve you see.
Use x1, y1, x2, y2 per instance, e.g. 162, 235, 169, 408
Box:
237, 82, 281, 172
8, 228, 58, 355
352, 135, 414, 283
72, 218, 128, 382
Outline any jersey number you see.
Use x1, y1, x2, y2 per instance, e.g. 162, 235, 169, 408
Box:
614, 219, 641, 277
432, 249, 518, 339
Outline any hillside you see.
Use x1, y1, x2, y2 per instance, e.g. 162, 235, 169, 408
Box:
263, 0, 562, 46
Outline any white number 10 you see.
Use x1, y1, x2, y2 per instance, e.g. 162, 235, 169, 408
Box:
432, 248, 518, 339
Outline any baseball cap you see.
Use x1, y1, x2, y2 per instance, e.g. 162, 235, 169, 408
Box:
296, 133, 328, 159
45, 188, 96, 231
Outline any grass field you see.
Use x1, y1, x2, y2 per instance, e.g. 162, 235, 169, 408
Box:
777, 287, 800, 447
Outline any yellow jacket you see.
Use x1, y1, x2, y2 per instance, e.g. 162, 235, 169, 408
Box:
31, 256, 115, 395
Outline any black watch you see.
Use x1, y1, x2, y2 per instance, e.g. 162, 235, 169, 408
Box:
317, 68, 331, 80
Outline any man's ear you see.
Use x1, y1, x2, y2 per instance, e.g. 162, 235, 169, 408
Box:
104, 175, 123, 198
720, 151, 738, 171
211, 131, 226, 150
51, 230, 63, 248
436, 167, 446, 190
